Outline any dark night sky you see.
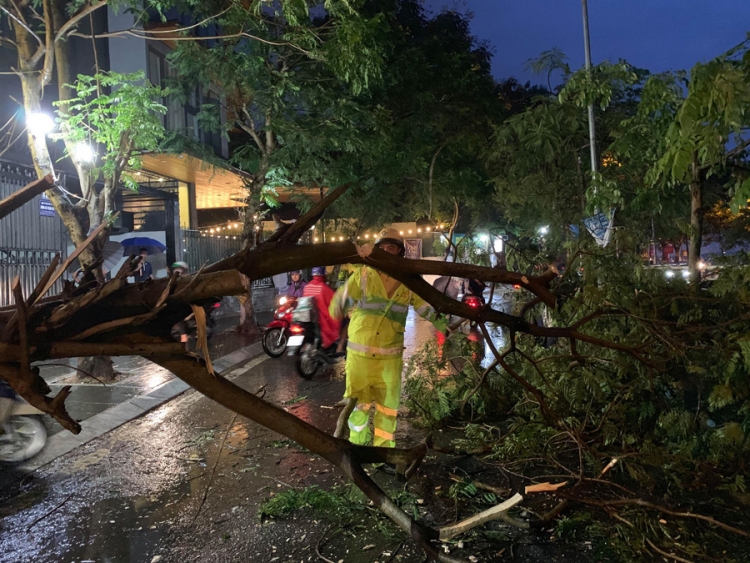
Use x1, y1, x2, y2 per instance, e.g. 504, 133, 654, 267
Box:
424, 0, 750, 84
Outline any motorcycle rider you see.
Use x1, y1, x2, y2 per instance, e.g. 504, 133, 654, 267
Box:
302, 267, 340, 350
330, 228, 447, 452
286, 270, 307, 298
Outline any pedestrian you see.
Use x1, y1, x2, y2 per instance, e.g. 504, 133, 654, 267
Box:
286, 270, 307, 297
330, 228, 447, 456
134, 247, 153, 282
302, 267, 340, 350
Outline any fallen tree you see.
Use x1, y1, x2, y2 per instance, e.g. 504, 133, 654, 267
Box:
2, 184, 746, 561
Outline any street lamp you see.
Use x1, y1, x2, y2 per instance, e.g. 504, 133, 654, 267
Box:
73, 143, 96, 164
26, 112, 54, 136
538, 226, 549, 236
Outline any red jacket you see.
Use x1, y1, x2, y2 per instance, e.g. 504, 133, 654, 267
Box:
303, 277, 341, 348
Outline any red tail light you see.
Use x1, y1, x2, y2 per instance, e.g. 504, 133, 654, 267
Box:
290, 325, 304, 334
212, 302, 221, 308
465, 296, 481, 308
513, 284, 521, 290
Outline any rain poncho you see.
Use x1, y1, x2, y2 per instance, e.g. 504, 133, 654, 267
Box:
330, 266, 443, 447
302, 278, 340, 349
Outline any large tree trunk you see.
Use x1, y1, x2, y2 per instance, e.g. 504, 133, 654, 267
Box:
688, 154, 703, 282
238, 157, 270, 334
78, 356, 115, 382
238, 275, 261, 335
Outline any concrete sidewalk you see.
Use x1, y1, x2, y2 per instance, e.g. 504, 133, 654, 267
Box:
20, 341, 266, 473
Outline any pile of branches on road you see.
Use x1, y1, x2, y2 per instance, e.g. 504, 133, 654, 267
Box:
2, 180, 747, 562
404, 248, 750, 562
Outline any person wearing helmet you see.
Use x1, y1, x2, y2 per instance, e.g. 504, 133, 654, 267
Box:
302, 267, 340, 349
330, 228, 447, 452
171, 261, 189, 277
286, 270, 307, 298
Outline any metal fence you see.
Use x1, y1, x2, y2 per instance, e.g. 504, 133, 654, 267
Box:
0, 249, 64, 307
181, 229, 273, 288
0, 161, 67, 251
0, 161, 67, 307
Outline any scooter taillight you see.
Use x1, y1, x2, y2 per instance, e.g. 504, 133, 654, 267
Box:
290, 325, 304, 334
465, 296, 482, 308
212, 302, 221, 308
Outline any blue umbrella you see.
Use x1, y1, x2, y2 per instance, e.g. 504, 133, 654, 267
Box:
119, 237, 167, 257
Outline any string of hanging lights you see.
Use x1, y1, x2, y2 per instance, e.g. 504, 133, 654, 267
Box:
195, 220, 449, 240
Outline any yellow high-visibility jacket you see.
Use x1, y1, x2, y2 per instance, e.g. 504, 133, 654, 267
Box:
330, 266, 441, 359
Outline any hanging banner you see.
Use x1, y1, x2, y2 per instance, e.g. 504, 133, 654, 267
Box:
39, 193, 55, 217
582, 208, 615, 247
404, 238, 422, 259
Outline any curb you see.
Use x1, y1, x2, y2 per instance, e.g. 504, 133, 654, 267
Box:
19, 342, 266, 472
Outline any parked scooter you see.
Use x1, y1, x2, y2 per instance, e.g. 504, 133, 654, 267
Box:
286, 297, 342, 379
0, 382, 47, 463
262, 296, 297, 358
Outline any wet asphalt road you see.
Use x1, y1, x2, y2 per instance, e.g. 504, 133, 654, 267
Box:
0, 310, 446, 563
0, 292, 557, 563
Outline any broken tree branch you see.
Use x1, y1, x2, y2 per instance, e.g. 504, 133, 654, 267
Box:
0, 174, 54, 220
438, 493, 524, 540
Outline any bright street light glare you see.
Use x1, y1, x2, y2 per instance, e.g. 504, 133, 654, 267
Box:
538, 226, 549, 236
73, 143, 96, 163
26, 112, 54, 136
665, 270, 675, 278
479, 234, 489, 243
681, 270, 690, 279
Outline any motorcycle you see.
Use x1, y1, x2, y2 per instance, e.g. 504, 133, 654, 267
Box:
0, 382, 47, 463
457, 291, 484, 330
286, 297, 342, 379
262, 295, 297, 358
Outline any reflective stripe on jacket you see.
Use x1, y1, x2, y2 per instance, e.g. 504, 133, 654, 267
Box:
330, 266, 440, 359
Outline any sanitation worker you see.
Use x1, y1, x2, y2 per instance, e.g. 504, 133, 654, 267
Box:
330, 228, 447, 453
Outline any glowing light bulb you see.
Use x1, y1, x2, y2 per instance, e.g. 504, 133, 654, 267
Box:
73, 143, 96, 163
26, 112, 54, 136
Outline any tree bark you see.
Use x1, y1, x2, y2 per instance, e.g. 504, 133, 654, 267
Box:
237, 154, 269, 333
238, 275, 260, 335
0, 175, 55, 220
78, 355, 115, 382
688, 153, 703, 282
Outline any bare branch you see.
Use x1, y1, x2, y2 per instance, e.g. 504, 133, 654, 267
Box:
54, 0, 109, 43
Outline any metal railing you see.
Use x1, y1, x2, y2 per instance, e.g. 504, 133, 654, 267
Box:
0, 249, 64, 307
180, 229, 273, 288
0, 160, 67, 307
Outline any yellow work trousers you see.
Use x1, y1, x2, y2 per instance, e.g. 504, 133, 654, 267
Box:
344, 354, 403, 448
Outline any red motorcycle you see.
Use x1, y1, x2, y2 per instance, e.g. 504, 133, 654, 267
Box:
262, 296, 297, 357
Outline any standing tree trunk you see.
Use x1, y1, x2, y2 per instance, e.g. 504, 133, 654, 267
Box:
688, 154, 703, 282
51, 4, 114, 380
238, 274, 260, 335
237, 152, 271, 334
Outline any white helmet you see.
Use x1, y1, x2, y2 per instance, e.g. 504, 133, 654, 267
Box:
374, 228, 405, 256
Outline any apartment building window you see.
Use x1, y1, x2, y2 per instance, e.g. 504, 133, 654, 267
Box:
147, 46, 185, 132
147, 47, 224, 157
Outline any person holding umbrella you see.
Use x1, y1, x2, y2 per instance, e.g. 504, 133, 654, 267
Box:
134, 247, 153, 282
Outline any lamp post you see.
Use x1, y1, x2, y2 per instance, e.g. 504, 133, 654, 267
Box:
581, 0, 598, 177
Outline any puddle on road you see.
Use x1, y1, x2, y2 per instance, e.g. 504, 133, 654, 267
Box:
19, 483, 197, 563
